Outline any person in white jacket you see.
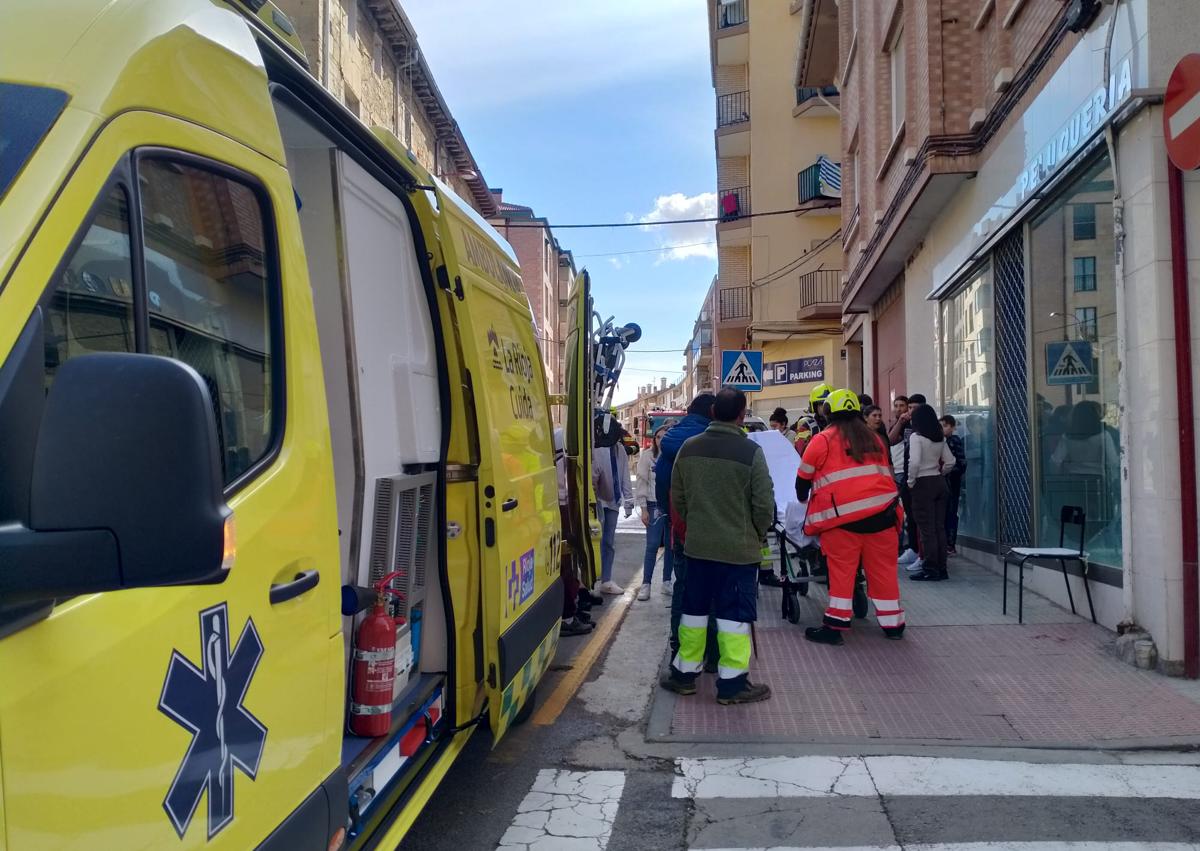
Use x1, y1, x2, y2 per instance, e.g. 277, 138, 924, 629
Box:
906, 404, 956, 581
635, 424, 676, 601
593, 432, 634, 594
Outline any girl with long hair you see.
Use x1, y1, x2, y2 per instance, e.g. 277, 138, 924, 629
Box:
797, 390, 906, 645
906, 403, 957, 581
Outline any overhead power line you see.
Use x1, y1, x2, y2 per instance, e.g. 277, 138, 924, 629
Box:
574, 241, 716, 258
500, 207, 812, 229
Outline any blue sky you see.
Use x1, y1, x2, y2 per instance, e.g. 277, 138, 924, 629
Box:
405, 1, 716, 403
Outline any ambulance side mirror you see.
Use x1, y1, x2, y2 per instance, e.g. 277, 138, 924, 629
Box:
0, 353, 230, 604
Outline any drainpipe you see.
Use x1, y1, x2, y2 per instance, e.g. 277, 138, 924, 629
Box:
1168, 161, 1199, 679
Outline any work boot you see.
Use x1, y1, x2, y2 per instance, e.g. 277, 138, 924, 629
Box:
805, 625, 845, 646
581, 588, 604, 607
576, 609, 593, 625
883, 624, 906, 640
717, 680, 772, 705
660, 675, 697, 696
758, 570, 783, 588
560, 617, 593, 636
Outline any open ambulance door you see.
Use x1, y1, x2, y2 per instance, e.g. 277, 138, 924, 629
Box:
438, 216, 561, 744
564, 270, 599, 588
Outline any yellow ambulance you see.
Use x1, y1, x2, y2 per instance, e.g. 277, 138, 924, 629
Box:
0, 1, 602, 847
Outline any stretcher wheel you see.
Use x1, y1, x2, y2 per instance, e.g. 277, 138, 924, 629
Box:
784, 590, 801, 624
852, 585, 869, 619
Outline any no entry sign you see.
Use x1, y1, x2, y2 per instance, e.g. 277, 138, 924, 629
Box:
1165, 54, 1200, 171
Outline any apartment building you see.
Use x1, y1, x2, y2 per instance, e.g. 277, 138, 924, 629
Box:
278, 0, 496, 217
617, 379, 687, 445
839, 0, 1200, 673
708, 0, 847, 419
682, 279, 718, 404
489, 193, 573, 403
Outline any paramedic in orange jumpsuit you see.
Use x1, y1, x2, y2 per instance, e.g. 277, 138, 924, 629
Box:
796, 389, 906, 644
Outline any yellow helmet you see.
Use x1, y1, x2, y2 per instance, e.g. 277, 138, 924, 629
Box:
809, 383, 833, 407
826, 388, 861, 414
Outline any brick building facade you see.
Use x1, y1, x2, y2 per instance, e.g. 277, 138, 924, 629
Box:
833, 0, 1200, 674
488, 193, 576, 405
277, 0, 496, 216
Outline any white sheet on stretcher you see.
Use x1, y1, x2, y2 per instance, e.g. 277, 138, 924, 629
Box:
747, 430, 817, 548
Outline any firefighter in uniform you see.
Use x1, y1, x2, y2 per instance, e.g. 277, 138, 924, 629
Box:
797, 389, 906, 645
793, 382, 834, 453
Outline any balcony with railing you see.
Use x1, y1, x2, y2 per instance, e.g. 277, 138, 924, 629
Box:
718, 286, 751, 323
797, 156, 841, 210
716, 91, 750, 157
717, 185, 750, 242
794, 85, 840, 118
718, 0, 747, 28
717, 91, 749, 128
796, 270, 842, 321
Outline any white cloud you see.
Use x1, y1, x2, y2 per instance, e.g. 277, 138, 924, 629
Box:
404, 1, 709, 110
638, 192, 718, 262
607, 256, 627, 270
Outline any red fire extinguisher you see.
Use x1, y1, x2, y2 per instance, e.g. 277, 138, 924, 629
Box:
350, 570, 405, 737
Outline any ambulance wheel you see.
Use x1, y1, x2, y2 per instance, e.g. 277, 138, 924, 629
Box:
852, 586, 869, 619
512, 686, 537, 726
796, 560, 810, 596
785, 590, 801, 624
619, 323, 642, 344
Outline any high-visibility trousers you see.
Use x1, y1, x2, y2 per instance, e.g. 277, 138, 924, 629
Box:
820, 525, 905, 631
672, 558, 758, 697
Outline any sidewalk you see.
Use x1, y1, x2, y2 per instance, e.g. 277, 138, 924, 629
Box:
650, 556, 1200, 748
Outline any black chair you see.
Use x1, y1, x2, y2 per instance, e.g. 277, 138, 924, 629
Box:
1002, 505, 1096, 624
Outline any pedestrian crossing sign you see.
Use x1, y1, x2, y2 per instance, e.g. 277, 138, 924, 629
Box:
721, 350, 763, 391
1046, 340, 1094, 385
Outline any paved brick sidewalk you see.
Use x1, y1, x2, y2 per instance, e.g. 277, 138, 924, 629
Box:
656, 557, 1200, 747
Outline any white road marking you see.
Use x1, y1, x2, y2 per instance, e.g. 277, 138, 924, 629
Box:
1169, 90, 1200, 140
698, 844, 1200, 851
673, 756, 1200, 799
497, 769, 625, 851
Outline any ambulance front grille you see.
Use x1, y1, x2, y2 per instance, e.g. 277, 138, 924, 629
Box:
367, 472, 436, 623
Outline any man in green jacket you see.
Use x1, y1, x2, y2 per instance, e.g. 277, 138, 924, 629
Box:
662, 387, 774, 705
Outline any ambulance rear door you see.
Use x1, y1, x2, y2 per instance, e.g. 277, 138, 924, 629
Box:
564, 270, 599, 586
442, 215, 561, 742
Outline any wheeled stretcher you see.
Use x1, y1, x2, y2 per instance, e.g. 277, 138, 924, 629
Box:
769, 497, 869, 625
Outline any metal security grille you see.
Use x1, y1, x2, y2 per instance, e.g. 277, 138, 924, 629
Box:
994, 230, 1032, 547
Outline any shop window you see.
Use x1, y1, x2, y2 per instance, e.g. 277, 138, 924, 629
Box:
139, 158, 276, 485
940, 265, 997, 544
44, 186, 137, 388
1073, 256, 1097, 291
1030, 156, 1120, 568
1072, 203, 1096, 240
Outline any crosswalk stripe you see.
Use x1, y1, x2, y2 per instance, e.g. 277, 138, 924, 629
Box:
497, 769, 625, 851
673, 756, 1200, 800
700, 840, 1200, 844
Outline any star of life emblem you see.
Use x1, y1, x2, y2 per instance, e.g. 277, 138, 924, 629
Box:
158, 603, 267, 839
